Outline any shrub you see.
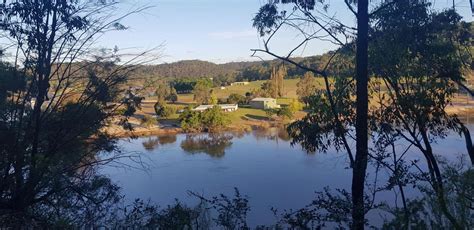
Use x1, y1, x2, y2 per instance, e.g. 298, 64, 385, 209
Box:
154, 101, 176, 118
179, 106, 230, 132
288, 99, 303, 113
179, 107, 202, 132
141, 114, 156, 128
265, 107, 293, 120
227, 93, 247, 104
201, 106, 230, 132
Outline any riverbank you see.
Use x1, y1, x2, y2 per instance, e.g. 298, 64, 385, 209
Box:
104, 114, 288, 138
104, 104, 474, 138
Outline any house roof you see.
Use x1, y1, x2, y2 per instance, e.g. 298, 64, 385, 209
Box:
251, 97, 275, 102
193, 104, 238, 111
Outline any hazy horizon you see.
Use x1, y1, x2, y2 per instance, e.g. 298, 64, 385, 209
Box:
96, 0, 473, 64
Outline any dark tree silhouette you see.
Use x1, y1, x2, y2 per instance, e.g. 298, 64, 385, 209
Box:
0, 0, 152, 226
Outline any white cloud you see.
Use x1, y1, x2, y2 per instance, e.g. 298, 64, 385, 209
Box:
208, 29, 256, 39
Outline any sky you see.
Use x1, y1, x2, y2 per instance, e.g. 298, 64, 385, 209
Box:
98, 0, 474, 64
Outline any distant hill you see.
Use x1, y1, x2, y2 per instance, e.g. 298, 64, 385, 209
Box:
129, 55, 332, 83
131, 60, 262, 80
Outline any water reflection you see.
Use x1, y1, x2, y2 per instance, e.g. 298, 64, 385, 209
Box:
142, 137, 160, 151
141, 135, 178, 151
158, 135, 177, 145
252, 126, 291, 142
180, 133, 233, 158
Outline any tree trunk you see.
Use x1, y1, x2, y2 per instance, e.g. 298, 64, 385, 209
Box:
460, 124, 474, 165
418, 126, 462, 229
352, 0, 369, 229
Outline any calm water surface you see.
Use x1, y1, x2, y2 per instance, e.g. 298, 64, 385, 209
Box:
100, 127, 471, 227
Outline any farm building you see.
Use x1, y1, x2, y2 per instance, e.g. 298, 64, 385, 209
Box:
231, 81, 249, 86
249, 98, 280, 110
193, 104, 238, 112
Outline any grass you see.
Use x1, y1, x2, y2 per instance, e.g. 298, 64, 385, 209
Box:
136, 79, 314, 127
227, 107, 269, 123
213, 81, 264, 98
212, 78, 329, 100
213, 79, 312, 99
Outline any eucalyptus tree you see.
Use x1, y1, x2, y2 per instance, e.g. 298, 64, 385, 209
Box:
0, 0, 151, 226
253, 1, 370, 228
253, 0, 472, 229
369, 2, 472, 228
296, 72, 318, 105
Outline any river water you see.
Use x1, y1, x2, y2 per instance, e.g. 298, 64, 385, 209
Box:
100, 126, 472, 227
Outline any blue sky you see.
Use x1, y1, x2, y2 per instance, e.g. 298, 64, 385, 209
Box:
98, 0, 473, 64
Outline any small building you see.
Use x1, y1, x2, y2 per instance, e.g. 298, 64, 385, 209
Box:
220, 86, 226, 90
193, 104, 238, 112
231, 81, 250, 86
249, 98, 280, 110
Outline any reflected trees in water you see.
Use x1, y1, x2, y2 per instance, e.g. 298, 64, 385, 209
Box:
252, 126, 291, 142
180, 134, 233, 158
142, 138, 160, 151
141, 135, 177, 151
159, 135, 178, 145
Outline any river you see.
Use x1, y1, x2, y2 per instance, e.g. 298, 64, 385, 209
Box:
100, 126, 472, 227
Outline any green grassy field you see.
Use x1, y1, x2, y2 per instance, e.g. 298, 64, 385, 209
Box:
138, 78, 321, 126
227, 107, 269, 122
212, 79, 326, 100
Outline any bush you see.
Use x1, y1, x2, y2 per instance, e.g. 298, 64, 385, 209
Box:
288, 99, 303, 112
265, 107, 293, 120
154, 101, 176, 118
277, 107, 293, 119
227, 93, 247, 104
201, 106, 230, 132
141, 114, 157, 128
179, 106, 230, 132
179, 107, 202, 132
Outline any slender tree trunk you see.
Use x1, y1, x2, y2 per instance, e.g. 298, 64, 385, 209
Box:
419, 128, 463, 230
352, 0, 369, 229
460, 124, 474, 165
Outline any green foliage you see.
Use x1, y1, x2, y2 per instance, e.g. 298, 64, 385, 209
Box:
140, 115, 156, 128
278, 107, 293, 119
0, 1, 146, 224
382, 167, 474, 229
166, 87, 178, 103
288, 77, 355, 153
0, 62, 25, 104
154, 101, 175, 118
200, 106, 231, 132
227, 93, 247, 104
179, 106, 230, 132
288, 99, 303, 113
213, 73, 237, 87
259, 81, 276, 98
296, 72, 319, 104
171, 78, 196, 94
179, 107, 203, 132
209, 91, 218, 105
265, 107, 293, 120
270, 64, 286, 98
193, 79, 213, 104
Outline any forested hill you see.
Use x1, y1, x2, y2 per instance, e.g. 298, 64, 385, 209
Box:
130, 55, 330, 82
131, 60, 260, 80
